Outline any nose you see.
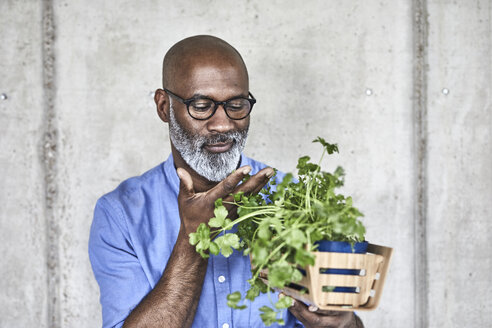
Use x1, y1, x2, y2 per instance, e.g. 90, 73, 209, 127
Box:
206, 104, 235, 133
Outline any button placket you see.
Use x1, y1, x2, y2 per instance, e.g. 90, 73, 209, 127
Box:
212, 238, 232, 328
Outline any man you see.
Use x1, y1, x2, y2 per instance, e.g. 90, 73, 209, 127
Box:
89, 35, 364, 328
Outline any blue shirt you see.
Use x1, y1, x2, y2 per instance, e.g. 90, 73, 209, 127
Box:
89, 154, 302, 328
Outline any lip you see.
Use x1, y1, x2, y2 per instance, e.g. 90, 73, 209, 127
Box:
204, 141, 233, 153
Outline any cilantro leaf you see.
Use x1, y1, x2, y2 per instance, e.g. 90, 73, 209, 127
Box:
275, 295, 293, 309
208, 205, 228, 228
227, 291, 247, 309
191, 136, 366, 327
313, 137, 339, 154
245, 285, 260, 300
285, 229, 307, 250
259, 306, 278, 326
215, 233, 240, 258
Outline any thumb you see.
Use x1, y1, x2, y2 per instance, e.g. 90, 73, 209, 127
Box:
286, 296, 316, 324
177, 167, 194, 197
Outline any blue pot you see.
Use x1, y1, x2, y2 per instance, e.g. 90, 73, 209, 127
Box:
315, 240, 368, 254
315, 240, 368, 293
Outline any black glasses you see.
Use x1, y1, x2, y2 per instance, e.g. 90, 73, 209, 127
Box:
164, 88, 256, 120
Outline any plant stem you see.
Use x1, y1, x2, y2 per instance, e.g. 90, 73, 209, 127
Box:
251, 241, 287, 280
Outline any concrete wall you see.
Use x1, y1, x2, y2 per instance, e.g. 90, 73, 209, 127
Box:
426, 1, 492, 327
1, 2, 48, 327
0, 0, 490, 327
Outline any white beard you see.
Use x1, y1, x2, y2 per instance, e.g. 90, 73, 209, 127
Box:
168, 101, 249, 182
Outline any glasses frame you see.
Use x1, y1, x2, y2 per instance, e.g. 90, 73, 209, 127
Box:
163, 88, 256, 121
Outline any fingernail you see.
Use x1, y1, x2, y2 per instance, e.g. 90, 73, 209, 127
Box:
308, 305, 318, 312
243, 166, 251, 175
265, 168, 274, 178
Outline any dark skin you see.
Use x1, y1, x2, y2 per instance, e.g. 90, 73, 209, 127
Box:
287, 297, 364, 328
123, 35, 363, 328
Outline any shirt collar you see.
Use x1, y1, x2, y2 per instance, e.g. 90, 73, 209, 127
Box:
162, 153, 180, 193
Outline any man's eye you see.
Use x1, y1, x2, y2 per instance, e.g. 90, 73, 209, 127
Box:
192, 102, 212, 111
227, 100, 248, 111
227, 105, 244, 111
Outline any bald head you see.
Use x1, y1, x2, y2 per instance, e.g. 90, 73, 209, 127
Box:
162, 35, 249, 91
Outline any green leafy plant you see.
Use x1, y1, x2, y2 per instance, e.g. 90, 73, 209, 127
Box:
189, 137, 366, 326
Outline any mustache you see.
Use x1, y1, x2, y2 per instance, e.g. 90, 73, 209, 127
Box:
200, 132, 238, 147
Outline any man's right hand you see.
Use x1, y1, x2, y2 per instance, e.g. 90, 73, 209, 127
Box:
125, 166, 275, 328
176, 165, 275, 236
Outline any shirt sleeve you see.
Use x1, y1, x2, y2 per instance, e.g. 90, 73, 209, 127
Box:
89, 197, 152, 328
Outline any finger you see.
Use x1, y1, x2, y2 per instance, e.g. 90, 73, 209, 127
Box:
289, 299, 354, 327
207, 166, 252, 201
236, 167, 275, 196
287, 298, 321, 326
221, 167, 273, 213
177, 168, 194, 198
309, 309, 345, 316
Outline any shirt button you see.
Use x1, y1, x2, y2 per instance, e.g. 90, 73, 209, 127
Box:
218, 275, 226, 283
222, 324, 230, 328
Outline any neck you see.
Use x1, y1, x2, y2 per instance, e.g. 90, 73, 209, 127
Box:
170, 144, 220, 193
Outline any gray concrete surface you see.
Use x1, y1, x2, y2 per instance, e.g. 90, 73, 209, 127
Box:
0, 1, 48, 327
426, 1, 492, 327
0, 0, 490, 327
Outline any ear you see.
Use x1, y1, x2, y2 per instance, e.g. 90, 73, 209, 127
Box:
155, 89, 170, 123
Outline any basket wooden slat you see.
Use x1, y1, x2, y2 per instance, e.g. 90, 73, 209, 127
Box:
314, 253, 379, 269
319, 292, 364, 306
316, 274, 363, 287
257, 243, 393, 311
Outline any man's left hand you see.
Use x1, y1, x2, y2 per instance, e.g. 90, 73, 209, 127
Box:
287, 298, 363, 328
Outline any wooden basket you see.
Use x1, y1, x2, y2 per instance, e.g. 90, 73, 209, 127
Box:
258, 243, 393, 311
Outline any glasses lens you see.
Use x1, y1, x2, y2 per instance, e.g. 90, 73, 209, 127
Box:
225, 99, 251, 119
189, 99, 215, 119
